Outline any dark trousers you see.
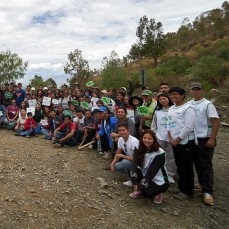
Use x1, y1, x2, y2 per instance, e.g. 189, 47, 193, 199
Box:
193, 138, 214, 195
56, 131, 77, 146
136, 168, 169, 198
173, 140, 195, 196
100, 134, 110, 152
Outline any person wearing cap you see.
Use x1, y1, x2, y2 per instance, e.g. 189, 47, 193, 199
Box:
31, 87, 36, 96
167, 86, 196, 200
118, 77, 133, 97
95, 106, 117, 154
139, 89, 157, 132
189, 82, 220, 206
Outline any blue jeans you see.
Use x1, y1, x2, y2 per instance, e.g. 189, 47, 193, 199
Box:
42, 128, 52, 139
56, 131, 77, 146
115, 159, 132, 175
18, 128, 33, 136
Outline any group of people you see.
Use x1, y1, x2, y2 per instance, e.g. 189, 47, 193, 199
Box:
0, 80, 219, 206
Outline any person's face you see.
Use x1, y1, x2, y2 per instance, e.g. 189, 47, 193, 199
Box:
124, 97, 129, 104
21, 110, 26, 117
79, 97, 84, 102
44, 107, 50, 113
35, 104, 41, 110
93, 112, 101, 120
190, 87, 203, 101
76, 112, 83, 119
143, 95, 152, 103
27, 115, 33, 119
117, 109, 126, 119
64, 117, 71, 124
116, 93, 123, 101
158, 96, 170, 108
69, 104, 75, 111
21, 102, 26, 107
58, 106, 63, 112
100, 111, 107, 119
96, 102, 103, 107
132, 98, 140, 106
11, 100, 16, 106
85, 111, 92, 118
64, 91, 68, 96
160, 85, 169, 94
18, 84, 22, 89
142, 133, 154, 148
27, 87, 31, 91
118, 126, 129, 138
38, 90, 42, 96
49, 111, 55, 118
169, 92, 184, 105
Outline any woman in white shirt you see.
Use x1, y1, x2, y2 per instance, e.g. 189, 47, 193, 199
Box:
151, 94, 177, 184
129, 130, 169, 204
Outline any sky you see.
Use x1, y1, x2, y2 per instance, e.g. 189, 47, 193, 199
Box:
0, 0, 224, 87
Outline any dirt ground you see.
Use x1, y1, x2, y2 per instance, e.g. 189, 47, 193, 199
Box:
0, 127, 228, 229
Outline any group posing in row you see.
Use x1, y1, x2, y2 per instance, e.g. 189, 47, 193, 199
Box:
0, 80, 219, 206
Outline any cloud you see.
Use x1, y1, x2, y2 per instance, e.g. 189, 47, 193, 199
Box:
0, 0, 223, 87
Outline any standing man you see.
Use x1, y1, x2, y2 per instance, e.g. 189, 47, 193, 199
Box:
159, 83, 170, 94
189, 82, 220, 206
110, 123, 139, 187
167, 87, 196, 200
14, 83, 26, 107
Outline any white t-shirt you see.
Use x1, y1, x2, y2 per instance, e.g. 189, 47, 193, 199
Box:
118, 135, 139, 156
167, 103, 196, 144
151, 108, 169, 141
188, 98, 219, 138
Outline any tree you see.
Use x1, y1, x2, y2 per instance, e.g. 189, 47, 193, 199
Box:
129, 16, 165, 66
45, 78, 57, 88
0, 50, 28, 83
64, 49, 90, 87
30, 75, 45, 89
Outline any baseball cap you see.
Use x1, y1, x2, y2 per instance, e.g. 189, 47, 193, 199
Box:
120, 87, 127, 91
142, 89, 153, 96
31, 87, 35, 90
99, 106, 107, 112
43, 87, 48, 90
101, 90, 107, 94
190, 82, 203, 90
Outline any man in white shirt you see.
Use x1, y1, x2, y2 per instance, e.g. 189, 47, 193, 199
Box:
189, 82, 220, 206
110, 123, 139, 187
167, 87, 196, 200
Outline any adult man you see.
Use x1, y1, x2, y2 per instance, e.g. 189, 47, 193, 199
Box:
110, 123, 139, 187
14, 83, 26, 106
53, 115, 77, 148
189, 82, 220, 206
167, 87, 196, 200
139, 89, 157, 131
159, 83, 170, 94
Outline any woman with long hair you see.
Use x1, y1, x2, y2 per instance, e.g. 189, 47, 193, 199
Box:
151, 94, 177, 184
129, 130, 169, 204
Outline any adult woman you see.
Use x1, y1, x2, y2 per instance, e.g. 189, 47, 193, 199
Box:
36, 89, 44, 104
60, 90, 71, 109
151, 94, 177, 184
33, 103, 43, 134
129, 130, 169, 204
19, 101, 28, 117
115, 92, 126, 109
3, 99, 19, 129
14, 108, 27, 134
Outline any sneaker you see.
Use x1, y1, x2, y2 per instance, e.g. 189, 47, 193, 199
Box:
153, 193, 163, 204
15, 133, 20, 136
98, 151, 105, 155
53, 144, 62, 148
129, 191, 143, 198
194, 184, 202, 192
168, 176, 175, 184
123, 180, 133, 188
26, 135, 30, 138
173, 192, 193, 200
103, 152, 110, 159
203, 193, 214, 206
88, 144, 93, 149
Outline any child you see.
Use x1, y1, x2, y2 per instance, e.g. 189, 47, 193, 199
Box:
15, 112, 37, 138
129, 130, 169, 204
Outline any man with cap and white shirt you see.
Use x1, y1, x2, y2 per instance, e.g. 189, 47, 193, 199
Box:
189, 82, 220, 206
139, 89, 157, 132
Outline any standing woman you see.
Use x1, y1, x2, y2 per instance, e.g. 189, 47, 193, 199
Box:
151, 94, 177, 184
60, 90, 71, 110
129, 130, 169, 204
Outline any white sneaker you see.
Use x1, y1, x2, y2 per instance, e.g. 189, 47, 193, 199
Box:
88, 144, 93, 149
103, 152, 110, 159
123, 180, 133, 188
168, 176, 175, 184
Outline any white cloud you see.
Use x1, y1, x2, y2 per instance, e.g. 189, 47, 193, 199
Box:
0, 0, 223, 86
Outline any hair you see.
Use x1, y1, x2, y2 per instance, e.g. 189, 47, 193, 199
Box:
168, 86, 185, 95
156, 94, 174, 110
138, 130, 160, 167
27, 112, 33, 116
117, 122, 129, 129
64, 115, 71, 120
117, 106, 127, 114
159, 83, 169, 87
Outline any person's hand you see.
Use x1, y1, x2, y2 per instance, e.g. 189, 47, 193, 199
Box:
95, 133, 100, 140
127, 77, 131, 82
59, 138, 64, 143
15, 126, 18, 131
205, 138, 216, 148
110, 164, 115, 173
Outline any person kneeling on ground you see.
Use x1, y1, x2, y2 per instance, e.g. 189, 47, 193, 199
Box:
15, 112, 37, 138
129, 130, 169, 204
53, 115, 77, 148
110, 123, 139, 188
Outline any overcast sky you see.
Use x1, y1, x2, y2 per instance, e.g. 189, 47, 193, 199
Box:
0, 0, 224, 87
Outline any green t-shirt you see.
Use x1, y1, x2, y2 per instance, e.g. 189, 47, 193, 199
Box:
142, 99, 157, 127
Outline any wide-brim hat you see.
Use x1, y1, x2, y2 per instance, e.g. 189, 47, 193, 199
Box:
129, 96, 143, 107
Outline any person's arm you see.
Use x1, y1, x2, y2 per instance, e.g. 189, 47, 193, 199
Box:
59, 128, 75, 143
127, 77, 133, 97
12, 111, 19, 121
53, 126, 61, 140
206, 118, 220, 148
151, 113, 157, 133
15, 119, 20, 130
